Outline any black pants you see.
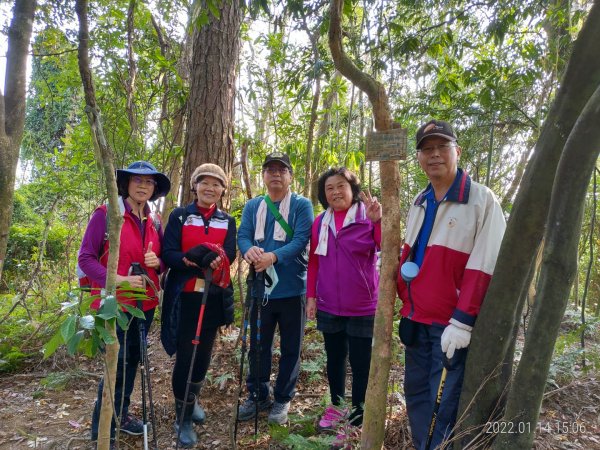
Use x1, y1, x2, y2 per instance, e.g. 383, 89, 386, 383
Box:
246, 296, 305, 403
172, 294, 219, 400
91, 308, 155, 440
323, 330, 372, 425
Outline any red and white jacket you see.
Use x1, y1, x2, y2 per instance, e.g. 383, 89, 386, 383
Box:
397, 170, 506, 327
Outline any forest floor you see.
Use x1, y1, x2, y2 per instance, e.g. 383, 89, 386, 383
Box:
0, 323, 599, 450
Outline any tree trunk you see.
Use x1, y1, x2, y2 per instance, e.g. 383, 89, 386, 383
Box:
456, 2, 600, 445
240, 139, 253, 199
181, 0, 242, 206
494, 82, 600, 450
329, 1, 402, 448
151, 14, 190, 221
309, 71, 342, 206
125, 0, 138, 135
301, 15, 321, 200
0, 0, 36, 284
76, 2, 123, 448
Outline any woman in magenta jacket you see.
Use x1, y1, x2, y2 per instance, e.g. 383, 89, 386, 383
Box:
306, 167, 381, 433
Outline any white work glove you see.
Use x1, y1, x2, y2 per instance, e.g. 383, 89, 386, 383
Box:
441, 318, 473, 359
375, 251, 382, 275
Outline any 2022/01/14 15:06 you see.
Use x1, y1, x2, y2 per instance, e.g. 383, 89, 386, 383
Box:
484, 421, 587, 434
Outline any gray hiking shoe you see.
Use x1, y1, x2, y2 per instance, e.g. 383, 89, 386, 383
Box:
268, 401, 290, 425
237, 395, 273, 421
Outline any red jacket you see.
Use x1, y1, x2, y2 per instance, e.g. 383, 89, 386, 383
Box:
89, 203, 162, 311
397, 171, 506, 327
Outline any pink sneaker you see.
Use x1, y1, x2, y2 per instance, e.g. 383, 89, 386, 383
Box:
318, 405, 347, 431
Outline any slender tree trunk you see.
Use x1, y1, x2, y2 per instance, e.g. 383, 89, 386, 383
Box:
181, 0, 242, 206
240, 139, 253, 199
151, 14, 190, 220
309, 72, 341, 205
329, 1, 402, 448
494, 82, 600, 450
125, 0, 138, 135
457, 3, 600, 445
301, 15, 321, 200
304, 76, 320, 199
76, 2, 122, 448
0, 0, 36, 284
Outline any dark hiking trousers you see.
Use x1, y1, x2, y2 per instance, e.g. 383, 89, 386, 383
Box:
246, 295, 306, 403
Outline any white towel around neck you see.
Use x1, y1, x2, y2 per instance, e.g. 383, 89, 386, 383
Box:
254, 189, 292, 242
314, 202, 360, 256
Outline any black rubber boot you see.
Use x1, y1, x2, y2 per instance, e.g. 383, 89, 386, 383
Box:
190, 381, 206, 425
174, 394, 198, 448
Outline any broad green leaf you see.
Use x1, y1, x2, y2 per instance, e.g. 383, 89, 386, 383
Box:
122, 304, 146, 319
96, 324, 116, 345
117, 310, 130, 330
67, 330, 84, 355
43, 329, 65, 359
60, 315, 77, 343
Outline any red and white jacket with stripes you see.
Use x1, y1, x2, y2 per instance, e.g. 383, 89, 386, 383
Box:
397, 170, 506, 327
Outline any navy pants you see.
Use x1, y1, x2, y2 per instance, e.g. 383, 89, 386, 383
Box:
91, 308, 154, 441
403, 322, 466, 450
246, 296, 305, 403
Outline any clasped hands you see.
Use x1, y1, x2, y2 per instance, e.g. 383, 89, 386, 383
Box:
243, 246, 277, 272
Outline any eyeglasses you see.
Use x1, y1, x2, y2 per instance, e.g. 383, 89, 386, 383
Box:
131, 176, 157, 187
264, 167, 289, 175
418, 143, 455, 155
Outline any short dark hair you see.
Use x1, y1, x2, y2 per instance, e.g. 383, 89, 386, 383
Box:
117, 174, 131, 199
117, 174, 160, 201
317, 167, 361, 210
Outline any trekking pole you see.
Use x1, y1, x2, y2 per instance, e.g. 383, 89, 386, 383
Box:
253, 269, 265, 437
176, 268, 213, 450
139, 322, 158, 450
233, 265, 255, 444
425, 357, 451, 450
129, 263, 158, 450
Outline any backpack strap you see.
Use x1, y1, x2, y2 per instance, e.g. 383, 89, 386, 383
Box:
264, 195, 294, 238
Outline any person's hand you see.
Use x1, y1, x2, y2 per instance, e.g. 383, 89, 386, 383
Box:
116, 274, 144, 289
253, 252, 276, 272
306, 297, 317, 320
144, 242, 160, 269
205, 254, 222, 271
201, 251, 220, 269
243, 246, 265, 265
183, 257, 200, 268
360, 191, 382, 223
441, 319, 473, 359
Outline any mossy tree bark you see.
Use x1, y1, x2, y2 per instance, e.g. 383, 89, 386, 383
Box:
0, 0, 36, 284
493, 82, 600, 449
456, 2, 600, 446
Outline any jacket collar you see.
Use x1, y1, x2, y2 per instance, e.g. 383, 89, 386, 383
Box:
415, 168, 471, 206
185, 201, 227, 219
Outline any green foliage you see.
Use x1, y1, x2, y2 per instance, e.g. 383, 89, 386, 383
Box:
281, 433, 333, 449
547, 310, 600, 387
43, 287, 149, 361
